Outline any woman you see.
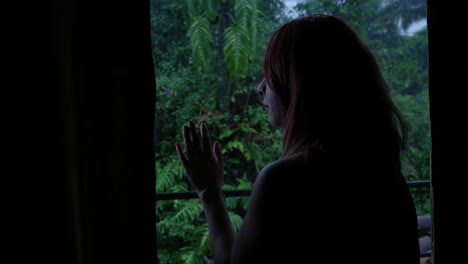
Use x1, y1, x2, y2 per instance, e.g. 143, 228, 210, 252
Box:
175, 14, 420, 264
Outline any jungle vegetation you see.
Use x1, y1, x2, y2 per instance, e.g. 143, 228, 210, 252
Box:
151, 0, 430, 263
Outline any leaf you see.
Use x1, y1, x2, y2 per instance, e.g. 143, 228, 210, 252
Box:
169, 183, 188, 193
180, 246, 204, 264
194, 223, 211, 254
188, 16, 213, 72
156, 161, 176, 192
234, 0, 250, 29
218, 128, 237, 140
224, 22, 250, 79
156, 159, 187, 193
236, 175, 253, 189
171, 200, 203, 224
227, 140, 245, 153
218, 124, 255, 140
176, 223, 212, 264
225, 197, 239, 210
228, 212, 244, 232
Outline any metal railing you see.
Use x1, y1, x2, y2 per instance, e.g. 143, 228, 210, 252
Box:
156, 180, 431, 200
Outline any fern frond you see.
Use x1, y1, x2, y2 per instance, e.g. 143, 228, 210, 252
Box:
180, 246, 205, 264
176, 164, 186, 180
236, 175, 253, 189
234, 0, 251, 30
156, 163, 176, 192
156, 217, 169, 235
171, 200, 203, 224
156, 200, 169, 216
225, 197, 239, 210
156, 160, 184, 192
169, 183, 188, 193
224, 23, 249, 79
197, 226, 212, 255
228, 212, 244, 232
182, 224, 211, 263
189, 16, 213, 72
183, 223, 212, 256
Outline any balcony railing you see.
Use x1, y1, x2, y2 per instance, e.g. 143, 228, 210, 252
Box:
156, 180, 431, 200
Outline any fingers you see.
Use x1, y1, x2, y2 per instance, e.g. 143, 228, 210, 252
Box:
182, 126, 193, 156
201, 123, 212, 155
182, 121, 216, 158
175, 142, 188, 167
213, 141, 224, 167
188, 121, 201, 153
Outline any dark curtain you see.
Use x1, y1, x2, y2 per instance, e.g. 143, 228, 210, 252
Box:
427, 0, 468, 263
5, 1, 158, 263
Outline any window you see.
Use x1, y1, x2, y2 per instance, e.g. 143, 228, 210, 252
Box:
151, 0, 431, 263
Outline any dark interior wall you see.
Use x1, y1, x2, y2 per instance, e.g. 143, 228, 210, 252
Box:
427, 0, 468, 263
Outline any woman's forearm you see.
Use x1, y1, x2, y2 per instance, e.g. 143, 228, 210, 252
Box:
199, 188, 236, 264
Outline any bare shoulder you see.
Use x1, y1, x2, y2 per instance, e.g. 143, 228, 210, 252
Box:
249, 152, 308, 200
232, 151, 325, 262
253, 148, 329, 204
257, 152, 307, 184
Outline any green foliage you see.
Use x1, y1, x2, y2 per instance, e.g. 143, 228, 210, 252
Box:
156, 159, 257, 263
184, 0, 262, 80
224, 22, 250, 79
156, 161, 186, 193
188, 16, 213, 72
152, 0, 431, 262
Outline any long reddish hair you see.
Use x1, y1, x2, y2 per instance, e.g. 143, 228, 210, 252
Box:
263, 14, 407, 174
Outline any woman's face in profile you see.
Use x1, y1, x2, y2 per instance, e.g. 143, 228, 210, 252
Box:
257, 79, 283, 128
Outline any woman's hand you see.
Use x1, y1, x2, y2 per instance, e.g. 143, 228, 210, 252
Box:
175, 121, 224, 195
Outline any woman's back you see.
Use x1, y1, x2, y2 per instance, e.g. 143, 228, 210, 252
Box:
177, 14, 420, 264
259, 145, 420, 263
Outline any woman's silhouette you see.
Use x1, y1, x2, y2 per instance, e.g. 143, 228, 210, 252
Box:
175, 14, 420, 264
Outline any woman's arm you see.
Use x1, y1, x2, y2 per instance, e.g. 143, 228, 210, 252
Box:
175, 121, 236, 263
176, 121, 284, 263
230, 161, 285, 264
199, 188, 236, 264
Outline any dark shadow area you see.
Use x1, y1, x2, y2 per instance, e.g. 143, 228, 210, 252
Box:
427, 0, 468, 263
4, 1, 157, 263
